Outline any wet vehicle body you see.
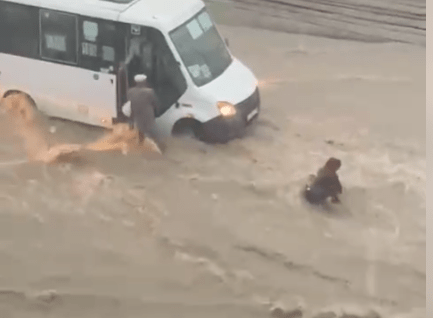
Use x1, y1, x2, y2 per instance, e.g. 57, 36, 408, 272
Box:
0, 0, 260, 143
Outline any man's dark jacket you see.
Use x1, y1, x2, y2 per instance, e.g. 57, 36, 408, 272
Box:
127, 83, 160, 134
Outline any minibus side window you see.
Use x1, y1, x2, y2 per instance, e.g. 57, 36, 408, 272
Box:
79, 18, 126, 73
40, 9, 78, 64
0, 2, 39, 58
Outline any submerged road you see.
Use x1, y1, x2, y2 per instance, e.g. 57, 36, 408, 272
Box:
0, 1, 425, 317
206, 0, 425, 46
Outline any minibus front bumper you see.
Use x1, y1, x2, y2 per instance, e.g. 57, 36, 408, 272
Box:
200, 87, 260, 143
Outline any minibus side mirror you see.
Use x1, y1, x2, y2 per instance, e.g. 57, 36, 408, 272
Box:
225, 38, 229, 47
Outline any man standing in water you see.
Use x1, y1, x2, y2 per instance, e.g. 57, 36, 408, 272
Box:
122, 74, 164, 152
304, 157, 343, 204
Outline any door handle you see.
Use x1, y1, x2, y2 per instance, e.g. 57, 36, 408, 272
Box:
93, 74, 99, 80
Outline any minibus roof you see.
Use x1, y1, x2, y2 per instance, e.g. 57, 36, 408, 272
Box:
119, 0, 205, 31
3, 0, 205, 30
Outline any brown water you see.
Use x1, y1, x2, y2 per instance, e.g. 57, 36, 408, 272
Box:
0, 93, 161, 164
0, 26, 425, 318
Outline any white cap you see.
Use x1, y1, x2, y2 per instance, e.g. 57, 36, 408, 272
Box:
134, 74, 147, 83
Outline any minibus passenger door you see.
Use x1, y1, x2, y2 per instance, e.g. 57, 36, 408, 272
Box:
124, 27, 187, 117
116, 63, 129, 120
125, 29, 152, 88
151, 30, 187, 117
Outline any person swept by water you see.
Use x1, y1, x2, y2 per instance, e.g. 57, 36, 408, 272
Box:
303, 157, 343, 204
122, 74, 165, 152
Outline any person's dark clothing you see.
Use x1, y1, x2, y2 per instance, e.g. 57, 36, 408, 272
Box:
304, 164, 342, 204
127, 83, 159, 135
304, 183, 329, 204
127, 55, 145, 86
127, 82, 165, 151
138, 131, 145, 144
136, 125, 161, 147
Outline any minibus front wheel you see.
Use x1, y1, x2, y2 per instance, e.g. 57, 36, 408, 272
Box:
200, 115, 246, 144
171, 117, 205, 140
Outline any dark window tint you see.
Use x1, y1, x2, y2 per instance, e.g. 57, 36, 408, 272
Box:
40, 9, 78, 64
79, 18, 125, 73
0, 2, 39, 58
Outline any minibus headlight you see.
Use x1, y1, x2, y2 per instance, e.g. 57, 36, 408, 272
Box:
217, 102, 236, 117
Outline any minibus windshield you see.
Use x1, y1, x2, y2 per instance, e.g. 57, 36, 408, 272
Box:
169, 9, 232, 87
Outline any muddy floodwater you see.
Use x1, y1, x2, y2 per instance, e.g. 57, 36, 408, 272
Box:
0, 23, 425, 318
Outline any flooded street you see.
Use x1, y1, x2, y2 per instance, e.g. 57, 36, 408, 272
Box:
0, 24, 425, 318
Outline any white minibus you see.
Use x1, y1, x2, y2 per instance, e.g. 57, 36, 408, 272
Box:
0, 0, 260, 142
